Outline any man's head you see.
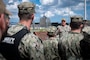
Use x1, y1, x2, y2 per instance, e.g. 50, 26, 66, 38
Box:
70, 16, 83, 30
47, 26, 57, 37
61, 18, 66, 26
18, 2, 35, 20
83, 20, 88, 26
0, 0, 11, 40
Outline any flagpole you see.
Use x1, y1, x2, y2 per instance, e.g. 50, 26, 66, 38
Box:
84, 0, 86, 20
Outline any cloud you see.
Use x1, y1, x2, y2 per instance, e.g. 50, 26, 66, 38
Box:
34, 16, 40, 22
36, 4, 43, 10
72, 3, 84, 10
54, 7, 77, 16
8, 0, 13, 3
54, 9, 64, 15
4, 0, 90, 23
10, 15, 18, 19
63, 8, 77, 16
44, 11, 54, 17
36, 3, 77, 18
40, 0, 54, 5
40, 0, 59, 6
69, 11, 77, 16
22, 0, 29, 2
38, 0, 84, 17
6, 2, 18, 10
36, 4, 45, 14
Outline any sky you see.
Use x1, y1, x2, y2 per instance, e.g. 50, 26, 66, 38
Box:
3, 0, 90, 24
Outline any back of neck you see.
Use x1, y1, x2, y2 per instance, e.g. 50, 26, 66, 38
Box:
19, 20, 32, 30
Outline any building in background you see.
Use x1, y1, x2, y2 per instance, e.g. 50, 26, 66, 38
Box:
40, 16, 51, 27
46, 18, 51, 27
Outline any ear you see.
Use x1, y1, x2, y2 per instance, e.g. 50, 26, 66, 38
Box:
0, 14, 4, 28
0, 14, 6, 33
80, 24, 84, 28
31, 14, 34, 20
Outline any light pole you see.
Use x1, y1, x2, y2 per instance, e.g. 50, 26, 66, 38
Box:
84, 0, 86, 20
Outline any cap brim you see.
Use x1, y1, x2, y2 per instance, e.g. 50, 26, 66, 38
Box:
5, 9, 12, 16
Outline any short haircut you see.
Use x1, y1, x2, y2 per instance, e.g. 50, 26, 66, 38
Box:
70, 22, 83, 30
18, 13, 32, 20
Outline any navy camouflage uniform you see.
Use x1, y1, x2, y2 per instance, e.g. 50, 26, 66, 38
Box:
58, 16, 84, 60
43, 26, 61, 60
7, 2, 45, 60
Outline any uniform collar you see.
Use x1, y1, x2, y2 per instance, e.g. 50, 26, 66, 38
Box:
69, 31, 81, 34
17, 23, 28, 30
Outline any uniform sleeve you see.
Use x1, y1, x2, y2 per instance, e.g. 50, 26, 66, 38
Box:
55, 26, 61, 35
52, 40, 61, 60
43, 40, 52, 60
58, 37, 67, 60
18, 33, 45, 60
43, 40, 61, 60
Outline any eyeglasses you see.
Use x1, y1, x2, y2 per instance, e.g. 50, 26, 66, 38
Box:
4, 14, 10, 20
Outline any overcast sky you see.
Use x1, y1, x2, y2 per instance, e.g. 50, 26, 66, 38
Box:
3, 0, 90, 23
